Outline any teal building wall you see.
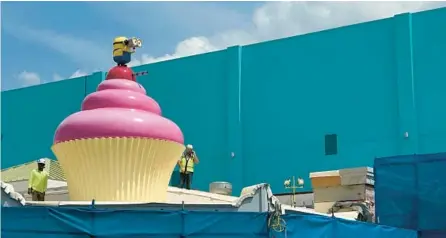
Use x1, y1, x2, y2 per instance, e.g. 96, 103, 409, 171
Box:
2, 8, 446, 193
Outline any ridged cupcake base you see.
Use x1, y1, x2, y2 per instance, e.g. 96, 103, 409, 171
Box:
51, 138, 185, 202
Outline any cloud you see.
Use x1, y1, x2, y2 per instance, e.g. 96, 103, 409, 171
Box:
9, 1, 446, 89
53, 73, 63, 82
52, 69, 88, 82
91, 2, 251, 38
128, 37, 219, 66
2, 24, 109, 69
69, 70, 88, 78
17, 71, 41, 86
130, 1, 445, 66
16, 69, 88, 87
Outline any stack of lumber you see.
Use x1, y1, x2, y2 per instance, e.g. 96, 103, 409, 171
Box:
310, 167, 375, 221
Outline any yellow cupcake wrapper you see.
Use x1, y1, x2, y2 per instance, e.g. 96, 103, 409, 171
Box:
52, 138, 185, 202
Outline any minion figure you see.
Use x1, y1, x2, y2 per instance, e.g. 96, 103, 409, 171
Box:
113, 36, 142, 66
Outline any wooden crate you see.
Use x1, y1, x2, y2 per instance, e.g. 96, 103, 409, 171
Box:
310, 170, 341, 188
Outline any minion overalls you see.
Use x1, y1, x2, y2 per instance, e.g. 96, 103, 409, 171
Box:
113, 36, 131, 65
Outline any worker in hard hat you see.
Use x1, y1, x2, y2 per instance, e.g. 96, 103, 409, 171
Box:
113, 36, 142, 66
178, 144, 199, 190
27, 158, 49, 201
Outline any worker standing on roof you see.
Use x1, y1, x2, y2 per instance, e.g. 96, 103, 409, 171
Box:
178, 144, 199, 190
27, 158, 49, 201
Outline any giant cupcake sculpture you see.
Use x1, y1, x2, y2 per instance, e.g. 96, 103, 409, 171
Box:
51, 36, 185, 202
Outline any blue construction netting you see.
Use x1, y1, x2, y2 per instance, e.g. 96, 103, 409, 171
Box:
1, 206, 416, 238
419, 230, 446, 238
374, 152, 446, 232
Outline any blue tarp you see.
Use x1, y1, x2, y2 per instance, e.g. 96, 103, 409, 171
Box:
2, 206, 416, 238
374, 153, 446, 232
419, 230, 446, 238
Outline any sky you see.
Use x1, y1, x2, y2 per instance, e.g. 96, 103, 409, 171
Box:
1, 1, 445, 91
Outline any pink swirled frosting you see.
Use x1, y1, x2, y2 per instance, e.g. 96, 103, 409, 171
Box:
53, 79, 184, 144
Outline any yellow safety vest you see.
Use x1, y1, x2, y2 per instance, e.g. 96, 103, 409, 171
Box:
180, 156, 195, 173
28, 169, 49, 193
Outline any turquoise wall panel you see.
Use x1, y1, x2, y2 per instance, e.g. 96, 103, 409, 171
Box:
85, 71, 107, 94
1, 77, 86, 168
128, 51, 230, 191
241, 18, 400, 192
412, 8, 446, 154
1, 73, 104, 169
2, 7, 446, 195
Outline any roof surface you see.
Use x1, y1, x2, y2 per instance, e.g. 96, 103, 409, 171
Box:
1, 159, 66, 182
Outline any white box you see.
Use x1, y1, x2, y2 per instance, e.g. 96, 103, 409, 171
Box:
339, 167, 374, 186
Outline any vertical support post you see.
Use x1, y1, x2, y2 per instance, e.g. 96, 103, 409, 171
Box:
180, 201, 185, 238
226, 46, 244, 194
394, 13, 419, 154
413, 159, 420, 230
